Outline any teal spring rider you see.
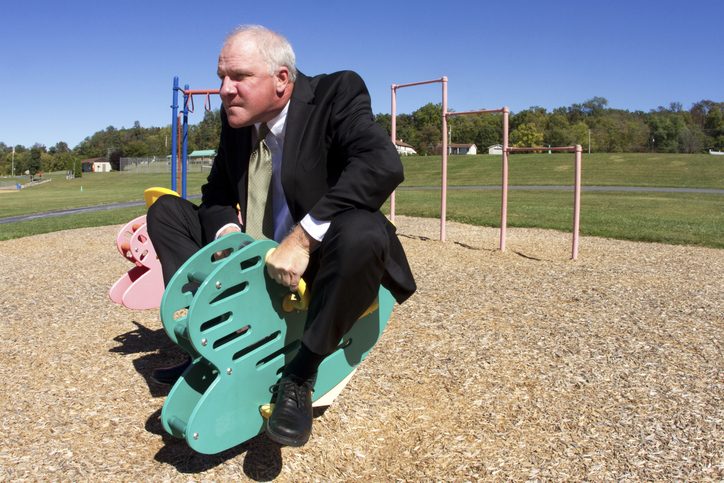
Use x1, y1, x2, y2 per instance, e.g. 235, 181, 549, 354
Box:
158, 231, 395, 454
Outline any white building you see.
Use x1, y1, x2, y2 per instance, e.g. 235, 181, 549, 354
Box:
449, 143, 477, 155
81, 157, 112, 172
93, 161, 112, 172
488, 144, 503, 155
395, 140, 417, 156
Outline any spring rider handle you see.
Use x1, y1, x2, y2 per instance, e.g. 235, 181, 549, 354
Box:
264, 248, 311, 312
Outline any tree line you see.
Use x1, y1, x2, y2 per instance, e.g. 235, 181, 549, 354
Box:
0, 110, 222, 176
1, 97, 721, 176
376, 97, 724, 155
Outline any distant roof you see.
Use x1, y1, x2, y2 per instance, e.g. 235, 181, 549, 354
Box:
80, 157, 106, 164
189, 150, 216, 157
449, 143, 476, 148
395, 140, 415, 148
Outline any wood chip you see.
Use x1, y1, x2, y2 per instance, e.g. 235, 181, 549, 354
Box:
0, 217, 721, 480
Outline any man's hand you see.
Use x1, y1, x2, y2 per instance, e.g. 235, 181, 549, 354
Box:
213, 225, 242, 260
266, 224, 319, 291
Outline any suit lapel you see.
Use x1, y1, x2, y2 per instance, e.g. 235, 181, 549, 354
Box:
282, 73, 315, 218
283, 73, 315, 165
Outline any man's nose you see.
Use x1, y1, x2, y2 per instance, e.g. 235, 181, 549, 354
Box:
220, 77, 235, 96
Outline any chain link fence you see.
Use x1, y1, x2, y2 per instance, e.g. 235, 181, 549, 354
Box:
119, 157, 212, 174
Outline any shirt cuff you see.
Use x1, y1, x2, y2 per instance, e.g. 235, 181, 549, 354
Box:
300, 214, 330, 242
215, 223, 240, 240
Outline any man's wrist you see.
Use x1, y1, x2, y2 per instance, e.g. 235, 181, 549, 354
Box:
293, 224, 320, 251
215, 223, 241, 240
300, 214, 330, 242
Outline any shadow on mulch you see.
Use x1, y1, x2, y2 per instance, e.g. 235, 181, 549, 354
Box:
145, 408, 283, 480
111, 321, 285, 480
110, 320, 187, 397
399, 233, 497, 253
110, 320, 172, 356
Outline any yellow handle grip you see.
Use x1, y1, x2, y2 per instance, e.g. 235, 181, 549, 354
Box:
144, 187, 179, 208
265, 248, 310, 312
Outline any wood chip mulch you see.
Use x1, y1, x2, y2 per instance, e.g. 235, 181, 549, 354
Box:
0, 216, 721, 481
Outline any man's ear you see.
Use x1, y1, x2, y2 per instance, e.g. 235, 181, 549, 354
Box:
275, 67, 291, 96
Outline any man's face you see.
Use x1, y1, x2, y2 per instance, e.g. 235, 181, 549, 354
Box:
217, 35, 282, 128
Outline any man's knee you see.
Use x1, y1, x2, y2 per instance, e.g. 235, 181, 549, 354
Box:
324, 210, 389, 262
331, 209, 387, 242
146, 194, 182, 227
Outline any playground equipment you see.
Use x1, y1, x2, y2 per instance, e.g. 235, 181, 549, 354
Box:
170, 76, 219, 199
506, 145, 583, 260
158, 231, 394, 454
109, 188, 395, 452
110, 79, 221, 310
170, 75, 580, 257
108, 187, 178, 309
389, 77, 582, 259
108, 78, 396, 454
390, 78, 448, 238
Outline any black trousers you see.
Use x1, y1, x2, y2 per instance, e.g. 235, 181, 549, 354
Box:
146, 195, 388, 356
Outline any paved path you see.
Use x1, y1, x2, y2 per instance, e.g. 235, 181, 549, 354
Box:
1, 187, 721, 224
399, 185, 724, 194
0, 195, 201, 224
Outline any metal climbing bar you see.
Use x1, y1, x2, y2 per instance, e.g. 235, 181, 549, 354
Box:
505, 145, 583, 260
390, 77, 448, 240
170, 78, 221, 198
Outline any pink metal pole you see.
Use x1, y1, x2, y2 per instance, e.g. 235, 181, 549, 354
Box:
389, 77, 447, 239
390, 85, 397, 223
572, 145, 582, 260
440, 77, 448, 241
394, 78, 446, 89
508, 146, 576, 152
505, 143, 583, 259
448, 108, 507, 117
500, 107, 510, 252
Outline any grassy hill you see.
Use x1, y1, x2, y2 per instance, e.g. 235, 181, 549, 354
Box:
400, 152, 724, 188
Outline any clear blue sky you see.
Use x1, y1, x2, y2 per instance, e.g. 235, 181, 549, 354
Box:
1, 0, 722, 148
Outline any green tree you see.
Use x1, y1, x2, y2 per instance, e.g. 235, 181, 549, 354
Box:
510, 123, 544, 147
581, 97, 608, 116
124, 140, 149, 157
28, 144, 45, 175
570, 122, 590, 148
511, 106, 547, 132
413, 103, 443, 132
647, 110, 688, 152
417, 125, 440, 156
375, 113, 392, 136
14, 151, 30, 176
395, 114, 417, 149
189, 109, 222, 151
703, 103, 724, 149
49, 141, 70, 155
544, 112, 571, 146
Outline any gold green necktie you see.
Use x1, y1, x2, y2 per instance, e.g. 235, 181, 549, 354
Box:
246, 123, 274, 239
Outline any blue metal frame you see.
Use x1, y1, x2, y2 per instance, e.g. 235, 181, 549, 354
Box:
171, 76, 179, 194
181, 84, 190, 199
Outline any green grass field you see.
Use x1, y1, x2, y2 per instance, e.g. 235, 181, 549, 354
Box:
401, 152, 724, 188
1, 153, 722, 247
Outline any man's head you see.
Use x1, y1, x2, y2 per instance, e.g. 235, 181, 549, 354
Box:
217, 25, 297, 128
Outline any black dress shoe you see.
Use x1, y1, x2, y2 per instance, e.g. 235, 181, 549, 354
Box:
266, 375, 314, 447
150, 357, 192, 385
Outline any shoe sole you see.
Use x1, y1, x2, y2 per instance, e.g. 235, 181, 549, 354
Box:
265, 425, 310, 447
149, 375, 176, 385
149, 359, 192, 385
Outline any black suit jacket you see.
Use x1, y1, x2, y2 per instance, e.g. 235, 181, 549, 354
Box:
199, 70, 415, 303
